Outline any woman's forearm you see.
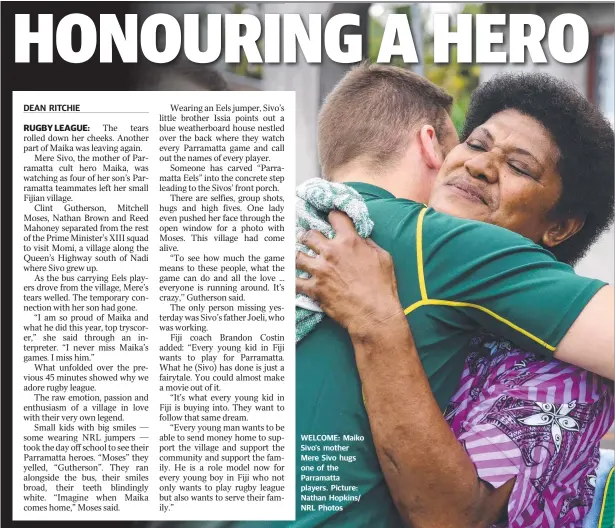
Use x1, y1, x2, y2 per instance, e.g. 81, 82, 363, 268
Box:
294, 214, 513, 525
350, 314, 512, 528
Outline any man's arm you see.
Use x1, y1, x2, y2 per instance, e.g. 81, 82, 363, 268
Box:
296, 212, 515, 527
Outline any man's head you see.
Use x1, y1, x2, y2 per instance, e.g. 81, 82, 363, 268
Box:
429, 73, 614, 265
318, 62, 458, 202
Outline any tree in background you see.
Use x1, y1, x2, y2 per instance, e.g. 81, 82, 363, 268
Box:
227, 3, 263, 80
369, 3, 483, 133
368, 5, 414, 69
225, 1, 484, 134
424, 4, 483, 133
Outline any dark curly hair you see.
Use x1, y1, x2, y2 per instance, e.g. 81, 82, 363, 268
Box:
461, 72, 614, 266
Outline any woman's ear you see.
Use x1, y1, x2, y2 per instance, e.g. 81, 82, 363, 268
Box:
542, 215, 586, 248
419, 124, 444, 170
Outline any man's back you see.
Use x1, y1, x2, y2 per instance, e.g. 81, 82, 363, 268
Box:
296, 317, 403, 527
295, 185, 458, 527
294, 182, 605, 527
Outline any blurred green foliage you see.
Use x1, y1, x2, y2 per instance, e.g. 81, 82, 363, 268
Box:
226, 2, 483, 134
369, 3, 483, 134
424, 4, 483, 134
368, 5, 413, 69
226, 3, 263, 79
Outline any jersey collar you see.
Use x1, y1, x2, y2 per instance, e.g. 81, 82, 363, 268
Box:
345, 182, 396, 200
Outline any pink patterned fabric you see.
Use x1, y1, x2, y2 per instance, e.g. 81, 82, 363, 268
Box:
446, 331, 614, 528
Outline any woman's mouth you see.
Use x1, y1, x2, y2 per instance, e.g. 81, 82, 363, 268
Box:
447, 180, 488, 206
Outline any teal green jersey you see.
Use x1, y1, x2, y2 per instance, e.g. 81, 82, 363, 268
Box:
291, 183, 604, 527
211, 183, 605, 528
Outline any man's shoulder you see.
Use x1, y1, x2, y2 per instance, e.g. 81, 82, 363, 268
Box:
364, 197, 424, 247
419, 208, 563, 271
350, 181, 537, 251
365, 199, 550, 261
423, 207, 537, 244
364, 196, 424, 220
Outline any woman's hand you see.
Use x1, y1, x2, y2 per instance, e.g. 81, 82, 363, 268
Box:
296, 211, 405, 337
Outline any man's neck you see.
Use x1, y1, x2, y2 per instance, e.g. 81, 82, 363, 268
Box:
332, 171, 382, 188
329, 161, 422, 202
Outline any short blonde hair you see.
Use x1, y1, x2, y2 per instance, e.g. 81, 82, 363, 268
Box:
318, 62, 453, 178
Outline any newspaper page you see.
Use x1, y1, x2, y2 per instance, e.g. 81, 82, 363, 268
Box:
13, 90, 296, 520
5, 2, 615, 528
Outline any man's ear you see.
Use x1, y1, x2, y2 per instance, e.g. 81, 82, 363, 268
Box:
419, 124, 444, 170
542, 215, 586, 248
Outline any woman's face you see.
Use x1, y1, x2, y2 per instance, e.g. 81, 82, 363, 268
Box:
429, 109, 564, 244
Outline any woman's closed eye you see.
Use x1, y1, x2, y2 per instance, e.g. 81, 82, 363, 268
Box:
466, 140, 486, 151
508, 161, 537, 180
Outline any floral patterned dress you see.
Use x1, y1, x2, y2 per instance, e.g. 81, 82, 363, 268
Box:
446, 332, 614, 527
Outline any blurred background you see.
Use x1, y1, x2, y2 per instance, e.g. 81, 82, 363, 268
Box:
134, 1, 614, 446
136, 2, 614, 283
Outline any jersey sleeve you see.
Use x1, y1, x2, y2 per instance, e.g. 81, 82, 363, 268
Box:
398, 207, 606, 356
